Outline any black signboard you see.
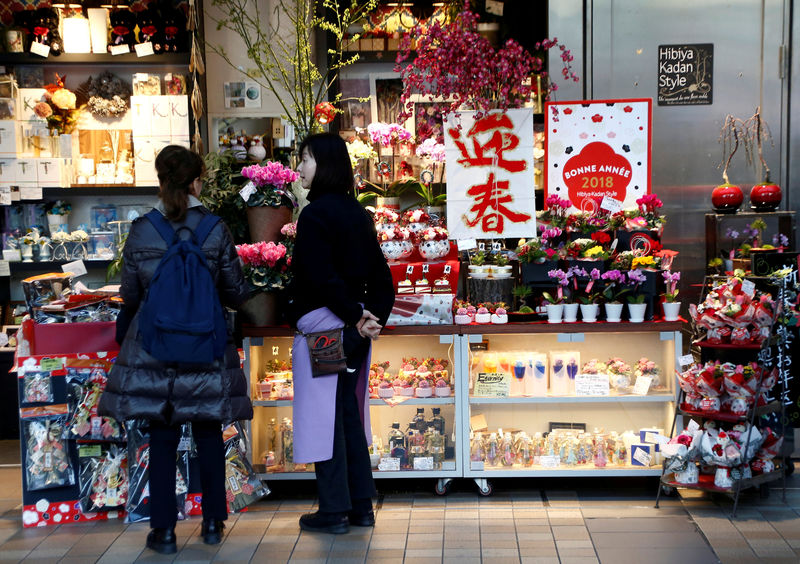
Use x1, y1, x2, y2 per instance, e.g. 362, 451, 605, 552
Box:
657, 43, 713, 106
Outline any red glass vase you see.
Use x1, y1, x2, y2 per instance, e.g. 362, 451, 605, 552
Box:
750, 182, 782, 211
711, 183, 744, 214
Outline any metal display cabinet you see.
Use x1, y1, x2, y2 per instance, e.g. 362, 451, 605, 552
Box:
459, 322, 683, 495
241, 326, 463, 494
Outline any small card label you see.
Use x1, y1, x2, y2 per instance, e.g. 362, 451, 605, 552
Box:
601, 195, 624, 213
3, 249, 21, 262
239, 181, 256, 202
687, 419, 700, 432
470, 461, 485, 471
457, 238, 477, 251
443, 264, 452, 274
62, 260, 87, 277
473, 372, 510, 397
575, 373, 610, 396
422, 264, 429, 273
633, 447, 652, 466
134, 42, 155, 57
413, 457, 434, 470
644, 432, 670, 445
485, 0, 504, 16
0, 261, 9, 277
78, 444, 102, 457
632, 375, 652, 395
110, 44, 131, 55
491, 242, 502, 251
741, 279, 756, 297
0, 185, 10, 206
679, 354, 694, 367
30, 42, 50, 58
20, 186, 42, 200
539, 455, 561, 468
40, 357, 63, 372
378, 457, 400, 471
406, 264, 414, 275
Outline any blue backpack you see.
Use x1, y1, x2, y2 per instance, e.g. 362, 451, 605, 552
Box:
138, 210, 227, 364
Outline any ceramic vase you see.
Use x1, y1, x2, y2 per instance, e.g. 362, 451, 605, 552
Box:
627, 303, 647, 323
21, 243, 33, 262
546, 304, 564, 324
562, 303, 579, 322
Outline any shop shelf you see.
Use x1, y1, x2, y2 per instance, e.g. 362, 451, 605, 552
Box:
661, 468, 784, 494
41, 186, 159, 197
0, 52, 190, 66
459, 319, 685, 335
694, 339, 762, 350
467, 466, 663, 478
469, 393, 676, 404
253, 397, 456, 407
9, 260, 112, 272
677, 400, 781, 423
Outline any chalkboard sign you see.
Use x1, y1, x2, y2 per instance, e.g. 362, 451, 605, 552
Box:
657, 44, 713, 106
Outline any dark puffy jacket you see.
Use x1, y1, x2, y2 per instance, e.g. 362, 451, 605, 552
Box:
98, 205, 253, 425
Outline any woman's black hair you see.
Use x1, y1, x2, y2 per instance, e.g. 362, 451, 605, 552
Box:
154, 145, 205, 222
297, 133, 354, 200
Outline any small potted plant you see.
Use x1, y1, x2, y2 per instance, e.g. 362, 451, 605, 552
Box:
490, 253, 513, 279
625, 269, 648, 322
543, 268, 572, 323
662, 270, 681, 321
600, 269, 629, 322
468, 250, 490, 278
45, 200, 71, 235
574, 266, 603, 322
240, 161, 298, 244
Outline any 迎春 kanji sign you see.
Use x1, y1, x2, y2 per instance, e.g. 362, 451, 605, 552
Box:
445, 109, 536, 239
544, 99, 651, 213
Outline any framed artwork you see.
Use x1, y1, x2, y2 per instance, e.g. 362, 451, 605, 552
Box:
408, 95, 450, 143
369, 73, 405, 125
339, 78, 370, 131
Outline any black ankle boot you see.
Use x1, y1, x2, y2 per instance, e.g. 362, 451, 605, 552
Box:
299, 511, 349, 534
201, 519, 225, 545
146, 528, 177, 554
348, 497, 375, 526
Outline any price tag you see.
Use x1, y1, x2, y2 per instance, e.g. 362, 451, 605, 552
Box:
110, 44, 131, 55
477, 242, 485, 251
177, 436, 191, 451
413, 457, 434, 470
406, 264, 414, 275
609, 238, 618, 252
78, 444, 102, 458
678, 354, 694, 367
30, 42, 50, 58
741, 279, 756, 297
0, 185, 10, 206
491, 242, 502, 251
575, 373, 610, 396
20, 186, 42, 200
600, 195, 623, 213
632, 447, 652, 466
457, 238, 477, 251
644, 432, 670, 446
134, 42, 155, 57
378, 457, 400, 471
239, 181, 256, 202
632, 375, 652, 395
62, 259, 87, 277
473, 372, 510, 397
539, 455, 561, 468
3, 249, 20, 262
421, 264, 429, 273
443, 264, 452, 274
40, 357, 64, 371
0, 261, 9, 277
485, 0, 505, 16
686, 419, 700, 433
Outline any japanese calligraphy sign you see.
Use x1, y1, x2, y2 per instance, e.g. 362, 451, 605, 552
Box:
444, 109, 537, 239
545, 99, 652, 213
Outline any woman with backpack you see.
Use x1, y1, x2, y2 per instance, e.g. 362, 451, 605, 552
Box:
288, 133, 395, 534
99, 145, 252, 554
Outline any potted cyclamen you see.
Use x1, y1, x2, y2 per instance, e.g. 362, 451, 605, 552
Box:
662, 270, 681, 321
240, 161, 298, 244
600, 269, 629, 322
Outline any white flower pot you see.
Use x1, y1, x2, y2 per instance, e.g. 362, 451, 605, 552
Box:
662, 301, 681, 321
47, 214, 69, 234
562, 303, 579, 322
579, 303, 599, 323
604, 303, 623, 322
546, 303, 564, 324
491, 265, 513, 279
627, 303, 647, 323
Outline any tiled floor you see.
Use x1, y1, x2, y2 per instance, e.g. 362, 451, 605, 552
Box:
1, 464, 800, 563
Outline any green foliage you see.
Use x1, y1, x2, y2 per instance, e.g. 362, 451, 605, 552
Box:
106, 232, 128, 283
415, 182, 447, 207
200, 151, 250, 244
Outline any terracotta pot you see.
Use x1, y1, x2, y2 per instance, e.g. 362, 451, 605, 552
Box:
246, 205, 291, 243
711, 183, 743, 214
750, 182, 782, 211
239, 291, 279, 326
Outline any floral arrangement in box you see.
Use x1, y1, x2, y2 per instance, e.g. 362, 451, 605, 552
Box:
516, 237, 558, 264
32, 74, 83, 135
566, 211, 611, 235
565, 238, 607, 260
240, 161, 298, 208
236, 240, 291, 292
622, 194, 666, 232
631, 255, 660, 270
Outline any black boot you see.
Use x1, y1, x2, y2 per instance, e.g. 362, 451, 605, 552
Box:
146, 528, 177, 554
348, 497, 375, 527
299, 511, 349, 534
201, 519, 225, 545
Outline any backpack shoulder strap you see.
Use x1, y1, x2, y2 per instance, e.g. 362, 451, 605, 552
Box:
193, 213, 222, 246
145, 209, 176, 244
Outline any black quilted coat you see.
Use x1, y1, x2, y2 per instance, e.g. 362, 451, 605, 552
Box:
98, 205, 253, 425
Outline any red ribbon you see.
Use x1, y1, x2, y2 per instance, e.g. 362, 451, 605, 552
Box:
141, 26, 157, 36
112, 26, 130, 35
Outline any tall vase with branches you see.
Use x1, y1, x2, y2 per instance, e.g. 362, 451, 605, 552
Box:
207, 0, 377, 144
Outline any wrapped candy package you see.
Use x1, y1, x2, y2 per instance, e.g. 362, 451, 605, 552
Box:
22, 405, 75, 491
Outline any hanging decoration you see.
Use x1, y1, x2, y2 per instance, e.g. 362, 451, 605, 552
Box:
188, 0, 205, 154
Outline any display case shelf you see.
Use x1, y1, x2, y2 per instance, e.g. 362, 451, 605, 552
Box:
661, 468, 784, 494
41, 186, 159, 198
459, 320, 685, 335
677, 400, 781, 423
253, 398, 457, 407
469, 393, 676, 404
467, 467, 663, 478
0, 53, 190, 66
9, 260, 111, 272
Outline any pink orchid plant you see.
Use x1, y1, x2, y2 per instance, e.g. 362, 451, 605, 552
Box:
663, 270, 681, 303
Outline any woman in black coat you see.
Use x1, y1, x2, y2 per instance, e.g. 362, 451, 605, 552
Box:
98, 145, 252, 554
289, 133, 394, 534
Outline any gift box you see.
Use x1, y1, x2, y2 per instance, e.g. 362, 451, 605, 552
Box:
167, 95, 190, 138
17, 89, 47, 122
0, 120, 18, 156
129, 96, 152, 137
387, 293, 454, 326
639, 427, 665, 443
0, 158, 16, 183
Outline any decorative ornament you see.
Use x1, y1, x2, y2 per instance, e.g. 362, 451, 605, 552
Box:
80, 71, 132, 118
314, 102, 336, 124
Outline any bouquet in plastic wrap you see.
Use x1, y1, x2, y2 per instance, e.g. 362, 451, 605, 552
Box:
125, 420, 190, 523
721, 363, 760, 415
751, 427, 783, 475
695, 362, 724, 413
79, 444, 128, 513
751, 294, 776, 344
223, 423, 269, 512
676, 364, 702, 411
663, 428, 703, 484
700, 428, 743, 488
727, 422, 764, 464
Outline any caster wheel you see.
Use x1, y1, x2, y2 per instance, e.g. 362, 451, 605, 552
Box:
785, 461, 795, 476
435, 481, 451, 496
661, 485, 678, 497
759, 484, 770, 499
478, 483, 493, 496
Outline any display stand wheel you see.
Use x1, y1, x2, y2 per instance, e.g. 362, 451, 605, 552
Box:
785, 460, 795, 476
435, 478, 453, 496
474, 478, 493, 496
661, 485, 678, 498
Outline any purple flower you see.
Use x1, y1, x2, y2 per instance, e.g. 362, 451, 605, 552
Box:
627, 270, 647, 285
725, 228, 740, 239
601, 269, 624, 283
773, 233, 789, 247
589, 268, 601, 280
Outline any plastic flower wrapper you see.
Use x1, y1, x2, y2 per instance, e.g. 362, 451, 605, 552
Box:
605, 357, 632, 392
677, 364, 704, 410
23, 371, 54, 404
722, 363, 760, 415
634, 357, 661, 388
751, 293, 776, 343
689, 303, 729, 344
78, 444, 128, 513
751, 427, 783, 474
716, 300, 756, 345
700, 428, 743, 488
727, 422, 764, 463
695, 362, 724, 412
223, 423, 270, 512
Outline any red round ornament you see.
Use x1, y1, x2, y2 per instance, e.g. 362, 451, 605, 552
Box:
711, 183, 744, 214
749, 182, 782, 212
314, 102, 336, 124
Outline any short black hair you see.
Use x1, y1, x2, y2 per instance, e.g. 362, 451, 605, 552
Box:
298, 133, 354, 201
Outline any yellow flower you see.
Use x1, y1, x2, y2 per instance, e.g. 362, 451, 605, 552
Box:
51, 88, 76, 110
632, 256, 655, 268
584, 246, 605, 258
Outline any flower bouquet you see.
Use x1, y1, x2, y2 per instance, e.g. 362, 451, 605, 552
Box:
416, 226, 449, 261
378, 226, 413, 262
634, 357, 661, 388
373, 208, 400, 233
606, 357, 633, 393
240, 161, 298, 208
32, 74, 82, 135
402, 208, 430, 233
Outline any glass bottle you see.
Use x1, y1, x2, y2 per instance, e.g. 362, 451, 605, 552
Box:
470, 432, 484, 462
485, 432, 498, 466
407, 429, 425, 469
501, 432, 515, 466
426, 426, 444, 469
411, 407, 426, 432
281, 417, 294, 471
430, 407, 445, 440
388, 422, 405, 452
